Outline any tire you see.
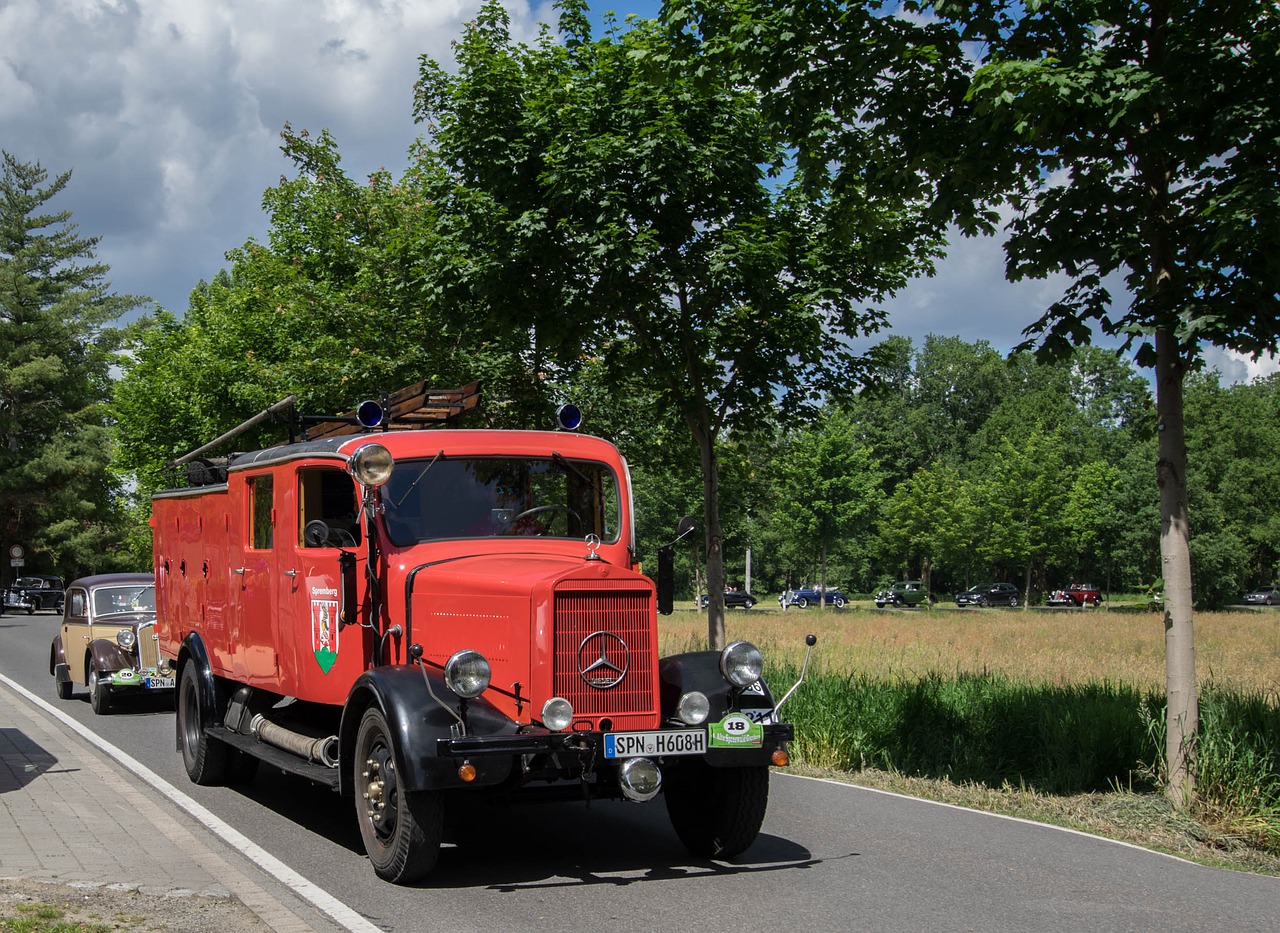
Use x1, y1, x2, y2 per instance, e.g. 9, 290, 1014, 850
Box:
1010, 597, 1019, 607
978, 596, 989, 607
89, 667, 112, 715
796, 597, 809, 608
55, 676, 73, 701
665, 762, 769, 859
875, 602, 885, 609
833, 596, 845, 609
354, 707, 443, 884
744, 598, 756, 609
178, 659, 229, 785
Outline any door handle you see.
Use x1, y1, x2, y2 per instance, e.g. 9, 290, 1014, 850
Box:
233, 567, 246, 575
284, 569, 298, 578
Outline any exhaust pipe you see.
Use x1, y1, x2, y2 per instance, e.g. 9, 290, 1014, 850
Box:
248, 713, 339, 768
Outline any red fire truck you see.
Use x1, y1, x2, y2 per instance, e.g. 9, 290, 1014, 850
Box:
151, 383, 809, 883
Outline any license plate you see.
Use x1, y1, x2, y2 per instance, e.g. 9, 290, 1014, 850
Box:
144, 676, 175, 689
604, 729, 706, 759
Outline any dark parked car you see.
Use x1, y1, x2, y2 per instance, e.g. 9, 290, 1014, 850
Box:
955, 582, 1020, 607
1243, 584, 1279, 606
874, 581, 932, 608
49, 573, 173, 714
698, 589, 758, 609
779, 586, 847, 609
1047, 582, 1102, 607
3, 574, 65, 614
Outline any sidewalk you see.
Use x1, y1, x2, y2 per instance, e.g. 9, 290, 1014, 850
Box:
0, 677, 359, 932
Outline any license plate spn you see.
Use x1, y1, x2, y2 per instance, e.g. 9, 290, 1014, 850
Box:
144, 676, 175, 689
604, 729, 706, 759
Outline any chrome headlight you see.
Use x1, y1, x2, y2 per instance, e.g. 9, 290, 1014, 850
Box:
676, 691, 710, 725
719, 640, 763, 688
541, 697, 574, 731
350, 443, 394, 487
444, 649, 491, 698
116, 628, 137, 650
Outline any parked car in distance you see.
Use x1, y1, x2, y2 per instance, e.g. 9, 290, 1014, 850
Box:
1047, 582, 1102, 607
1243, 584, 1280, 606
955, 582, 1020, 607
874, 581, 932, 608
698, 589, 758, 609
3, 574, 65, 614
49, 573, 174, 714
779, 586, 847, 609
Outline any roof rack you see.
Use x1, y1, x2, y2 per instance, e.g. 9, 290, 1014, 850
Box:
165, 380, 481, 472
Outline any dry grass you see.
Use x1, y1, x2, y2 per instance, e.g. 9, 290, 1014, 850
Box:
660, 605, 1280, 695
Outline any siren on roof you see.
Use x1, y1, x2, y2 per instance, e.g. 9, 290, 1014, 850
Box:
356, 400, 385, 429
555, 404, 583, 431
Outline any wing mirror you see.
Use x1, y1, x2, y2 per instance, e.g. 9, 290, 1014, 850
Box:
656, 515, 697, 616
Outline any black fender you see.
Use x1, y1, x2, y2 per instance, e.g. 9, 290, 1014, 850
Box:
86, 639, 134, 677
658, 650, 777, 722
50, 635, 71, 685
338, 665, 519, 797
175, 632, 220, 753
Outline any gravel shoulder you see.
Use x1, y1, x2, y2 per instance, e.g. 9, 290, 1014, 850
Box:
0, 878, 270, 932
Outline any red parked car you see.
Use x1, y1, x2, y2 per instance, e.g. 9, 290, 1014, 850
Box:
1048, 582, 1102, 607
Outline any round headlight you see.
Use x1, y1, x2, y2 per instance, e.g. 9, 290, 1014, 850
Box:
444, 649, 491, 699
541, 697, 574, 731
350, 443, 394, 487
676, 691, 710, 725
719, 640, 763, 688
116, 628, 137, 650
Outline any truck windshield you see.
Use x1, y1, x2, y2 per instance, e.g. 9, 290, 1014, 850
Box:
381, 456, 621, 545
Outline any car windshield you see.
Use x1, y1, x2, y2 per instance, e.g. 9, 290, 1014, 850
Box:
92, 585, 155, 616
381, 455, 621, 545
967, 584, 992, 592
13, 577, 46, 588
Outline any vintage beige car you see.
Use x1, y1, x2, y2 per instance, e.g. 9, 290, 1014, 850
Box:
49, 573, 174, 714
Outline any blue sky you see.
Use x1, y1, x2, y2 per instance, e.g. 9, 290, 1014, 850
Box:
2, 0, 1273, 382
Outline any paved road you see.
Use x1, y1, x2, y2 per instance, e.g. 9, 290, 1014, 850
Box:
2, 607, 1276, 931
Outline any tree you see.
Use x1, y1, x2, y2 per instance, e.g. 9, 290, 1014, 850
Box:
412, 1, 942, 647
774, 410, 884, 605
879, 463, 973, 595
0, 152, 142, 578
928, 0, 1280, 805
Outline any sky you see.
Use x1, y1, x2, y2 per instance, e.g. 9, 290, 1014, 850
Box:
3, 0, 1275, 384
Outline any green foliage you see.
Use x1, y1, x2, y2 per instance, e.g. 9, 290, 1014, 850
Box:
0, 152, 143, 579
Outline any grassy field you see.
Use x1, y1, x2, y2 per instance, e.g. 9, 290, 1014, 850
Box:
661, 603, 1280, 875
660, 604, 1280, 694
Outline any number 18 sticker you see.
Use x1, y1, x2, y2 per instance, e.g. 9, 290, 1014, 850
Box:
708, 712, 764, 748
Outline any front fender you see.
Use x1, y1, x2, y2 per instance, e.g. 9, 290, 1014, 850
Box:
87, 639, 134, 674
339, 665, 518, 796
658, 651, 777, 722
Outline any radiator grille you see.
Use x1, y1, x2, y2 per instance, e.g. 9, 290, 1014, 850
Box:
137, 621, 161, 670
553, 580, 655, 730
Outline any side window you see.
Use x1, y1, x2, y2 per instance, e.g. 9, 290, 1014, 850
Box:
68, 590, 87, 618
298, 468, 361, 547
250, 475, 274, 550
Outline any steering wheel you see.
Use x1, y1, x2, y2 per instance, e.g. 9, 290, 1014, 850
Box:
305, 520, 357, 548
506, 505, 583, 535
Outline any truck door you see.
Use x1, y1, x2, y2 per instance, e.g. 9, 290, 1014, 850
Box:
237, 472, 281, 685
281, 466, 364, 705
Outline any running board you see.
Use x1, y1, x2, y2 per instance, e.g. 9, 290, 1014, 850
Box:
208, 724, 340, 790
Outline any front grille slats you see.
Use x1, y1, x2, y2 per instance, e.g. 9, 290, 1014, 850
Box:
137, 621, 161, 670
553, 580, 656, 729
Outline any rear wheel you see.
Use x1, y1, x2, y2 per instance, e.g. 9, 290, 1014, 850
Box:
178, 659, 228, 785
744, 597, 756, 609
55, 677, 72, 700
354, 707, 443, 884
833, 596, 846, 608
796, 597, 809, 608
665, 762, 769, 859
1010, 597, 1019, 607
88, 667, 111, 715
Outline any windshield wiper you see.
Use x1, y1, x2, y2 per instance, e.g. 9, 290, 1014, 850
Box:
552, 452, 599, 494
394, 451, 445, 507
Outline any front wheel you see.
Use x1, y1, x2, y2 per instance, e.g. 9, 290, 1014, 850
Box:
88, 667, 112, 715
744, 597, 756, 609
354, 707, 443, 884
1010, 597, 1019, 607
833, 596, 846, 609
875, 602, 885, 609
796, 597, 809, 608
665, 763, 769, 859
178, 659, 228, 785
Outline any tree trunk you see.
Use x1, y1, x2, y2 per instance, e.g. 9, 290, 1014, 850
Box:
688, 413, 726, 650
820, 544, 828, 609
1155, 327, 1197, 807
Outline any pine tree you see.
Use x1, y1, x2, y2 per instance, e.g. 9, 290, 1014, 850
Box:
0, 152, 143, 580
